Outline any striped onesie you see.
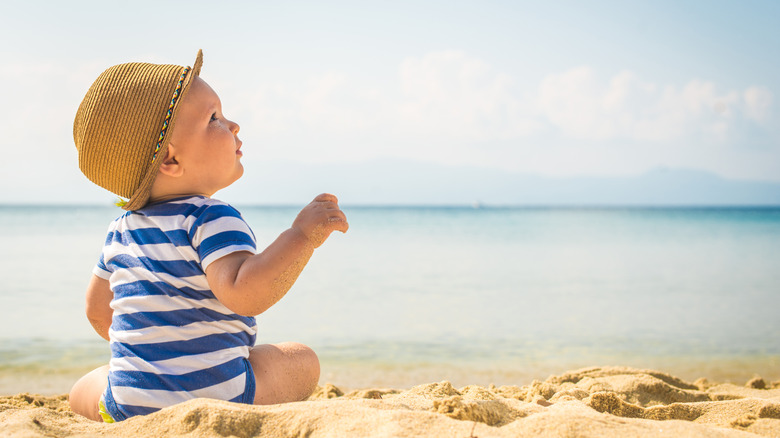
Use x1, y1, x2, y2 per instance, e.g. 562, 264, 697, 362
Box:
93, 196, 258, 421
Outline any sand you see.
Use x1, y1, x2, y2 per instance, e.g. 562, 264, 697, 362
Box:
1, 366, 779, 438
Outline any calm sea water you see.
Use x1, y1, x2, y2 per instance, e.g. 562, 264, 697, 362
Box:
1, 204, 779, 394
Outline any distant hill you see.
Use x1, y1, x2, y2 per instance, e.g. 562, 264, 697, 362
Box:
241, 160, 780, 206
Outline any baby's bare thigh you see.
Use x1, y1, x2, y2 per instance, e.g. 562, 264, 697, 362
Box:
248, 342, 320, 405
69, 365, 109, 421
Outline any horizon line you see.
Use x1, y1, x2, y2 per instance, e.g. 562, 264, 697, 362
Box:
2, 202, 780, 210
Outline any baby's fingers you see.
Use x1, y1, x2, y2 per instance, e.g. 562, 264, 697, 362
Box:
313, 193, 348, 233
328, 210, 349, 233
314, 193, 339, 204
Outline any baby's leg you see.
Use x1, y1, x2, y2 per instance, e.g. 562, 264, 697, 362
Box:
69, 365, 109, 421
248, 342, 320, 405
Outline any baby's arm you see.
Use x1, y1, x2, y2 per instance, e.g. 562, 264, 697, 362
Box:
85, 274, 113, 341
206, 193, 348, 317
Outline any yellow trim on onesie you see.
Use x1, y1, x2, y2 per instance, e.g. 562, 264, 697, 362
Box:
98, 396, 115, 423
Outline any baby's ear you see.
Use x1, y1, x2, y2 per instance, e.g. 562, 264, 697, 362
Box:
157, 144, 183, 177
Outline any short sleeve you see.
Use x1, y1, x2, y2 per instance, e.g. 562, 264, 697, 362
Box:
190, 203, 257, 270
93, 253, 111, 280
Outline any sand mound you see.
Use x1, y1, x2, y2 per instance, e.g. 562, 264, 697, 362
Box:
2, 366, 779, 437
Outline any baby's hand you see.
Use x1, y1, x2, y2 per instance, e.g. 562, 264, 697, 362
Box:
292, 193, 349, 248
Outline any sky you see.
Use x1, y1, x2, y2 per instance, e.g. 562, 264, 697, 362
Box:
1, 0, 778, 205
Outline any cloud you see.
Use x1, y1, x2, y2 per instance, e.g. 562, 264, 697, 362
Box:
743, 86, 773, 123
396, 50, 540, 141
230, 70, 389, 163
537, 67, 774, 143
241, 52, 774, 150
6, 52, 774, 195
242, 51, 539, 132
222, 52, 779, 181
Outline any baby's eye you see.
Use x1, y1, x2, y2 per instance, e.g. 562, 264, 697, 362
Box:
210, 113, 218, 122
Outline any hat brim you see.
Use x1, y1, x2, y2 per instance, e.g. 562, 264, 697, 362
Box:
122, 49, 203, 211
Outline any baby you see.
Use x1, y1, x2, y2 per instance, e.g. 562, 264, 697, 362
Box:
69, 50, 348, 422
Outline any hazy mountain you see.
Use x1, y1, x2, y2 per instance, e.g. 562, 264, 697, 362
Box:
244, 160, 780, 206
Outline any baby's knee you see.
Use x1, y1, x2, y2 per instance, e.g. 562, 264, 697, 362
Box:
69, 365, 109, 421
283, 342, 320, 381
249, 342, 320, 403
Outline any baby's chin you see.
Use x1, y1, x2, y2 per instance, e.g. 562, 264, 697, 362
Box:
232, 165, 245, 183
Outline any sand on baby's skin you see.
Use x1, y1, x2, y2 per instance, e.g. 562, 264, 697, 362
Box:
1, 366, 780, 438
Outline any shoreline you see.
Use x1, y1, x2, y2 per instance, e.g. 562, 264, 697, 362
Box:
4, 354, 780, 397
2, 365, 779, 437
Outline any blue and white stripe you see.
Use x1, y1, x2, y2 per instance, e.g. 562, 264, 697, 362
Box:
94, 196, 258, 421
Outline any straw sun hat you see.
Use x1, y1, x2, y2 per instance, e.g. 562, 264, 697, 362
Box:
73, 50, 203, 210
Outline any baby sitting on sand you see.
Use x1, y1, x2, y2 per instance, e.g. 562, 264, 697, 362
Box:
69, 50, 348, 422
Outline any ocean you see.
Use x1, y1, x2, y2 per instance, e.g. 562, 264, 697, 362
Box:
1, 204, 779, 394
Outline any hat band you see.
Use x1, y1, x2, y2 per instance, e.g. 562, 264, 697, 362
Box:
151, 66, 190, 162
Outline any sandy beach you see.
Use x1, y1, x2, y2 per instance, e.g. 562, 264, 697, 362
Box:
2, 366, 779, 437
